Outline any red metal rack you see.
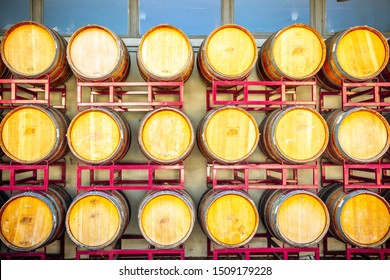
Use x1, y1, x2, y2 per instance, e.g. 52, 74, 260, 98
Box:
0, 234, 66, 260
75, 234, 185, 260
322, 235, 390, 260
207, 161, 318, 190
207, 233, 320, 260
206, 79, 317, 111
321, 159, 390, 192
0, 160, 66, 192
0, 75, 66, 110
76, 80, 184, 111
319, 79, 390, 113
74, 161, 186, 259
76, 161, 184, 191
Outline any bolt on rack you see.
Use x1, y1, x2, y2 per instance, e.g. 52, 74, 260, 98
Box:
74, 80, 187, 259
204, 79, 321, 259
0, 75, 66, 110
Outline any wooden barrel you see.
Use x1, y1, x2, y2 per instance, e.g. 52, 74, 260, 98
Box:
0, 105, 69, 164
197, 106, 259, 164
0, 185, 71, 251
65, 190, 130, 250
67, 24, 130, 82
198, 189, 259, 248
257, 23, 326, 81
0, 42, 10, 78
324, 107, 390, 163
379, 39, 390, 83
67, 107, 131, 165
138, 107, 195, 164
0, 21, 71, 87
259, 106, 329, 164
259, 189, 329, 247
319, 183, 390, 248
137, 24, 194, 84
316, 26, 389, 91
138, 189, 195, 249
197, 24, 257, 85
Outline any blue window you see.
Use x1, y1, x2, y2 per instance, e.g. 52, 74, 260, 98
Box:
0, 0, 30, 31
139, 0, 221, 36
326, 0, 390, 33
44, 0, 129, 35
234, 0, 310, 33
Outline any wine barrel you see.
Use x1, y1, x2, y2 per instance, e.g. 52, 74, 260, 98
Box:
67, 107, 131, 165
0, 105, 69, 164
379, 39, 390, 83
65, 190, 130, 250
197, 106, 259, 164
198, 189, 259, 248
137, 24, 194, 84
259, 106, 329, 164
0, 42, 10, 78
0, 21, 71, 87
257, 23, 325, 81
259, 189, 329, 247
67, 24, 130, 82
319, 183, 390, 248
138, 189, 195, 249
316, 26, 389, 91
0, 185, 71, 251
197, 24, 257, 85
324, 107, 390, 164
138, 107, 195, 164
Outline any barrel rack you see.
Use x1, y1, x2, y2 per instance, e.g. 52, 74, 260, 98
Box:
204, 79, 321, 260
318, 79, 390, 259
74, 80, 187, 260
0, 75, 66, 110
0, 75, 68, 259
0, 160, 67, 259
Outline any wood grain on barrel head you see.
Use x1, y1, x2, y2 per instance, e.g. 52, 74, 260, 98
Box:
0, 196, 53, 249
204, 108, 258, 162
68, 27, 119, 78
338, 110, 388, 160
206, 194, 258, 246
139, 26, 191, 78
68, 111, 120, 162
273, 26, 325, 79
67, 195, 120, 247
277, 193, 328, 244
2, 24, 56, 75
206, 27, 256, 76
0, 108, 56, 162
274, 108, 328, 161
140, 194, 192, 247
140, 109, 192, 162
340, 194, 390, 246
336, 29, 388, 79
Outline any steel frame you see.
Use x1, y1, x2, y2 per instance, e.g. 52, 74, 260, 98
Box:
76, 161, 184, 191
0, 160, 66, 192
206, 78, 317, 111
76, 80, 184, 111
319, 79, 390, 113
207, 161, 318, 190
322, 235, 390, 260
0, 234, 66, 260
75, 234, 185, 260
0, 75, 66, 111
208, 233, 320, 260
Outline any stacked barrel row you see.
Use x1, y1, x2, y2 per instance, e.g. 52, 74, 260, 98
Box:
0, 21, 389, 254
